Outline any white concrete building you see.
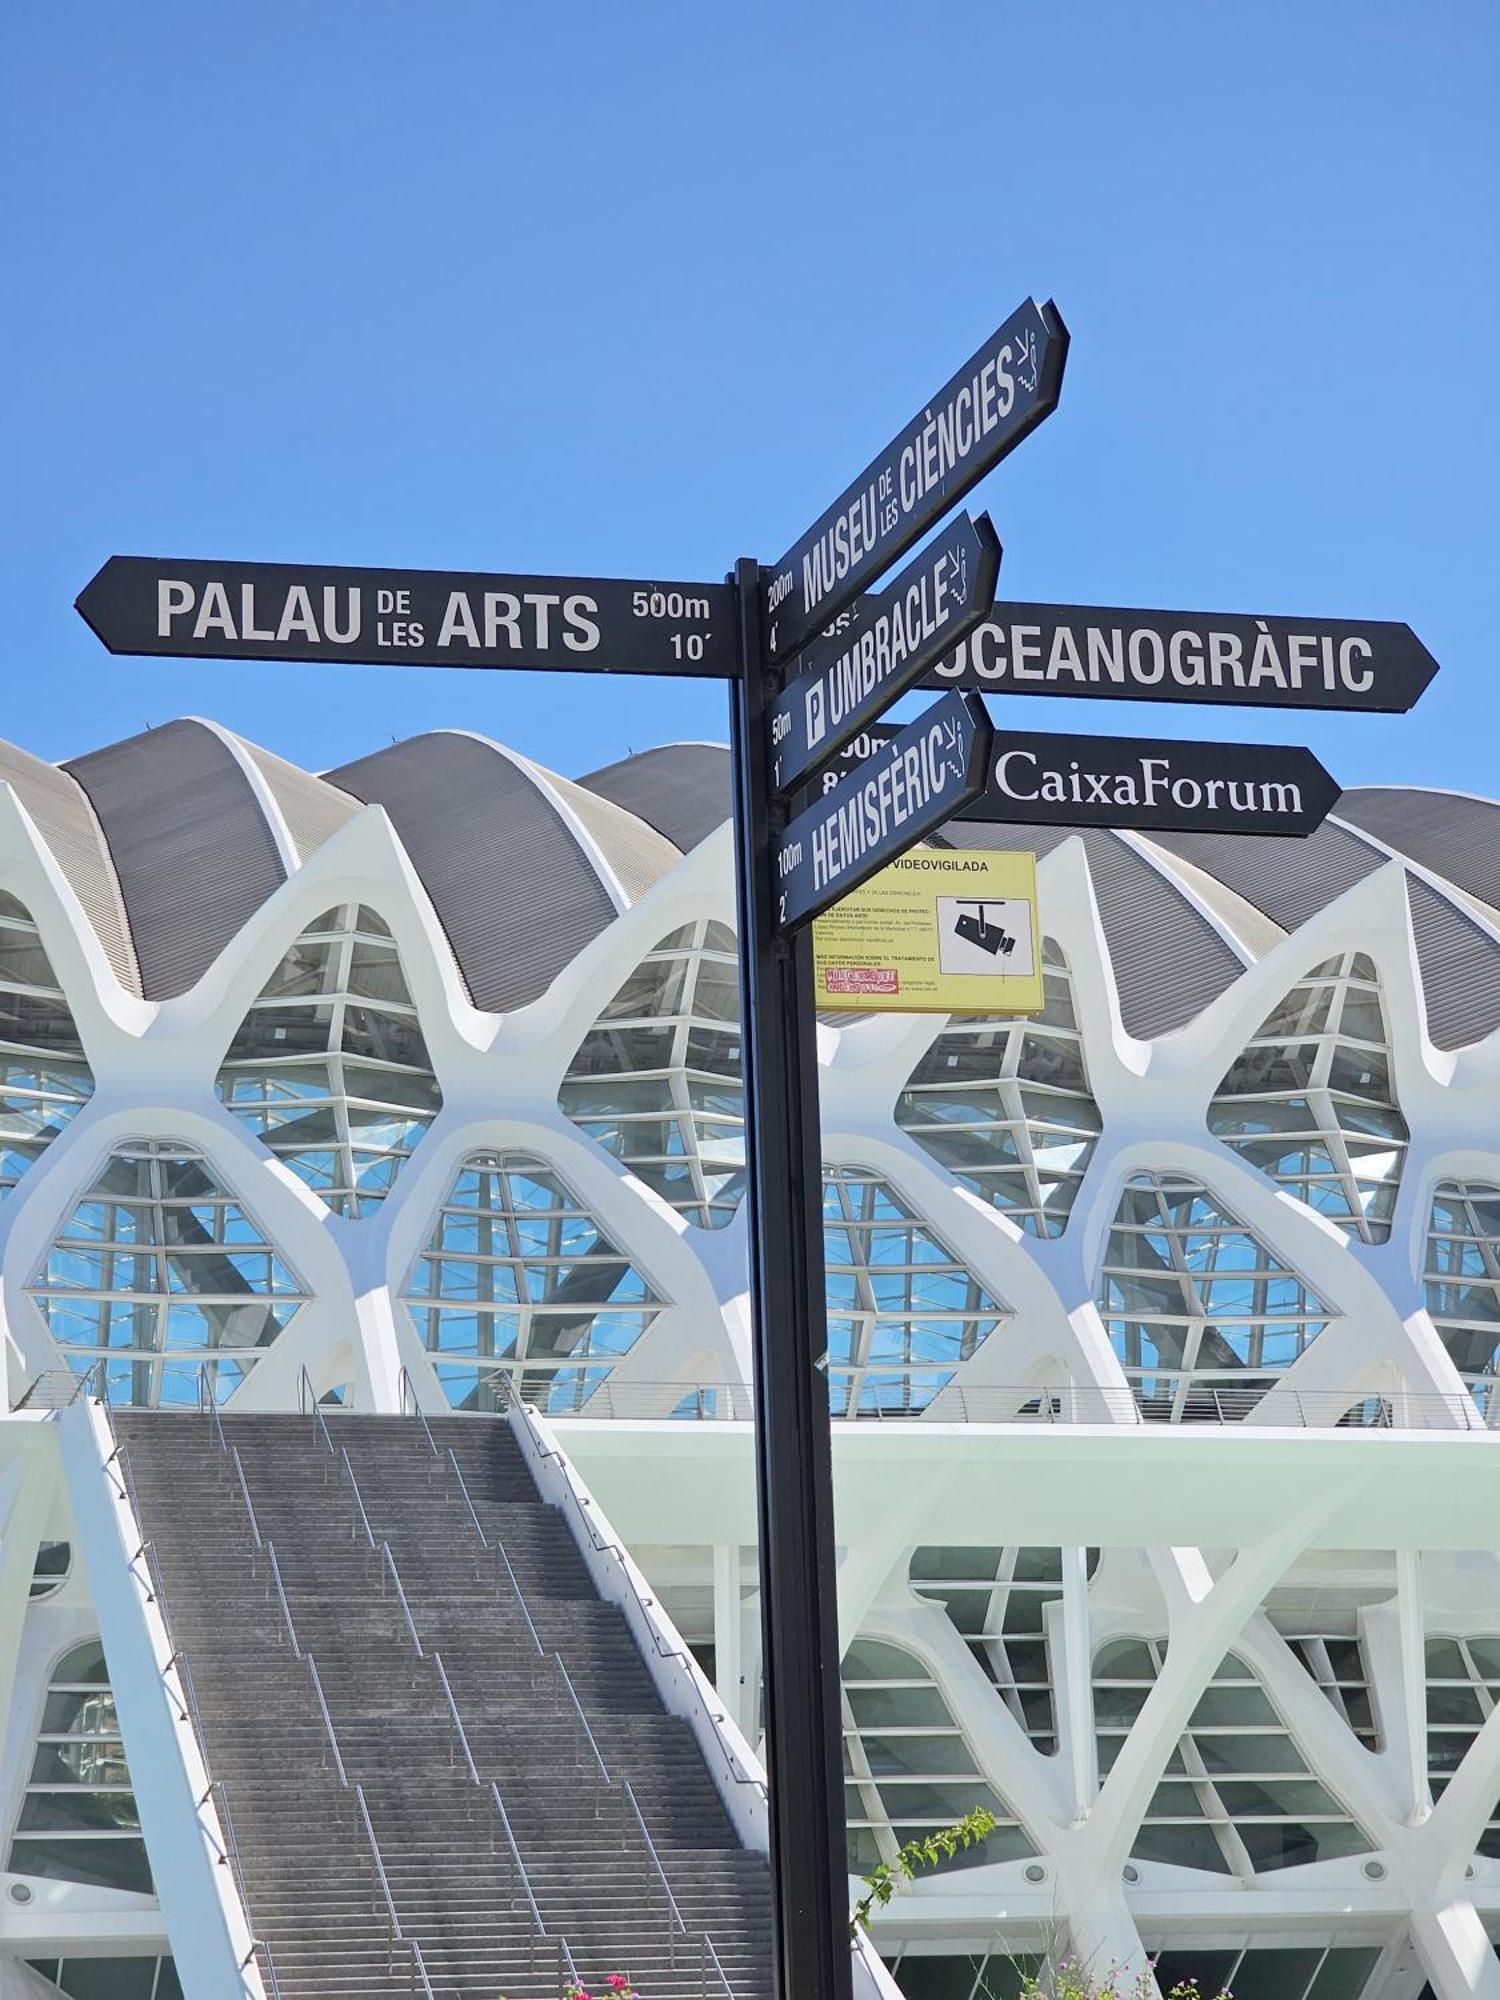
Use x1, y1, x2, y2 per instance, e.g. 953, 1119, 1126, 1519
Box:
3, 718, 1500, 1997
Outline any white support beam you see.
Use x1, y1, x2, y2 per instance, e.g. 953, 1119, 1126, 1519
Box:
713, 1542, 745, 1731
1397, 1547, 1431, 1823
1059, 1544, 1096, 1820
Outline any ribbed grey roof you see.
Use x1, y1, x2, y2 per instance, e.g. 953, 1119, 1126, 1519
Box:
22, 719, 1500, 1049
1146, 818, 1389, 935
1338, 788, 1500, 920
65, 720, 288, 1000
580, 743, 732, 852
328, 732, 678, 1014
941, 821, 1247, 1039
239, 739, 362, 863
1405, 874, 1500, 1051
0, 741, 140, 991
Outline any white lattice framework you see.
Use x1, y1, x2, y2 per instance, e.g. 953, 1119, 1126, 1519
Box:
4, 775, 1500, 1995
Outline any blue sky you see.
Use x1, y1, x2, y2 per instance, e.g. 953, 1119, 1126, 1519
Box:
2, 2, 1495, 792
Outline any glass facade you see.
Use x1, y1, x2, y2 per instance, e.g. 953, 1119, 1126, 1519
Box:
7, 1640, 152, 1893
1424, 1180, 1500, 1416
216, 903, 441, 1216
894, 941, 1099, 1237
0, 889, 93, 1198
25, 1960, 181, 2000
1097, 1172, 1331, 1421
1275, 1624, 1381, 1751
1208, 953, 1407, 1244
1095, 1640, 1371, 1875
841, 1637, 1030, 1875
823, 1167, 1006, 1416
1425, 1633, 1500, 1856
559, 920, 745, 1229
27, 1142, 306, 1406
401, 1150, 666, 1414
909, 1546, 1099, 1755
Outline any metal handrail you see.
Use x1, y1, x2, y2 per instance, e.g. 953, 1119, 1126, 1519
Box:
490, 1780, 547, 1936
304, 1655, 348, 1788
495, 1536, 544, 1657
265, 1542, 301, 1658
299, 1366, 335, 1456
407, 1937, 437, 2000
558, 1935, 583, 1988
432, 1650, 480, 1786
554, 1653, 610, 1785
702, 1930, 736, 2000
254, 1938, 286, 2000
623, 1778, 685, 1934
518, 1409, 765, 1797
382, 1542, 425, 1657
95, 1399, 283, 2000
341, 1447, 377, 1550
446, 1447, 488, 1547
231, 1447, 264, 1551
213, 1777, 286, 2000
398, 1365, 440, 1458
354, 1781, 406, 1939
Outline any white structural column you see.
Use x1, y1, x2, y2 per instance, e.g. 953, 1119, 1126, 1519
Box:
713, 1543, 746, 1734
1398, 1548, 1431, 1822
0, 1433, 55, 1749
1059, 1544, 1096, 1819
1408, 1898, 1500, 2000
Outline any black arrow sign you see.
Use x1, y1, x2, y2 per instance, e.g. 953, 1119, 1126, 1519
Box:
768, 512, 1000, 797
762, 299, 1067, 666
960, 727, 1341, 838
919, 602, 1438, 713
774, 691, 992, 932
75, 556, 740, 678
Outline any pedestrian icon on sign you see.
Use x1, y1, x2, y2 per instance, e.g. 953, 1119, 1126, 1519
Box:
937, 894, 1037, 978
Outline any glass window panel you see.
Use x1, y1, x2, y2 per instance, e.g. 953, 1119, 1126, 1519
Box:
894, 945, 1098, 1238
403, 1153, 664, 1406
560, 922, 746, 1230
28, 1146, 307, 1405
1209, 953, 1406, 1242
217, 903, 439, 1212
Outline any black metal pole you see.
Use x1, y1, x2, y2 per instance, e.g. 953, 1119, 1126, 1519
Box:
728, 556, 854, 2000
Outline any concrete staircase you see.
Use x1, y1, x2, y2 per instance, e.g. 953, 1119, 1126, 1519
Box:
114, 1408, 772, 2000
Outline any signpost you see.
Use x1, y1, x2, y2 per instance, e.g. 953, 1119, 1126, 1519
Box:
963, 728, 1341, 837
75, 554, 739, 678
762, 297, 1067, 664
71, 295, 1443, 2000
921, 601, 1439, 713
768, 511, 999, 795
774, 691, 992, 929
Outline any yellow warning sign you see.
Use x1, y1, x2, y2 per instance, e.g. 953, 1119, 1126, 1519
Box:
812, 847, 1042, 1015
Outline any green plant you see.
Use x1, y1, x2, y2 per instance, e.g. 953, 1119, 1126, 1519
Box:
1016, 1965, 1229, 2000
849, 1806, 998, 1936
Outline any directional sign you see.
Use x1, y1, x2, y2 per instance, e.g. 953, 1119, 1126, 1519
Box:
774, 691, 992, 932
75, 556, 739, 678
960, 727, 1341, 838
768, 512, 1000, 796
920, 602, 1439, 713
763, 298, 1068, 664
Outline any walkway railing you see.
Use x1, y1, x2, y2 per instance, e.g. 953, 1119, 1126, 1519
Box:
482, 1372, 1500, 1431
